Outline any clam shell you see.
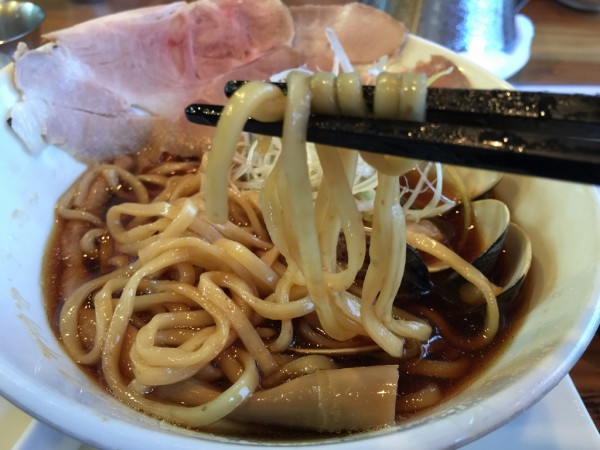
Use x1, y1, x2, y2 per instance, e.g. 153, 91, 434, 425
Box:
458, 221, 532, 307
398, 244, 434, 297
428, 198, 510, 273
496, 222, 532, 304
450, 167, 503, 201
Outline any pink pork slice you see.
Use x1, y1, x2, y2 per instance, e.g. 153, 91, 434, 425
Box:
43, 0, 294, 116
9, 1, 414, 161
290, 3, 407, 71
10, 0, 295, 160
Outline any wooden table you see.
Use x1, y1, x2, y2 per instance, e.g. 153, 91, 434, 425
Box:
511, 0, 600, 85
26, 0, 600, 434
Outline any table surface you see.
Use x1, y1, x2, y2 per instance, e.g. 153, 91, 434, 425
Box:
13, 0, 600, 434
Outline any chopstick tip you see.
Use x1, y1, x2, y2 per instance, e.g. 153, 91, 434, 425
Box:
185, 104, 222, 127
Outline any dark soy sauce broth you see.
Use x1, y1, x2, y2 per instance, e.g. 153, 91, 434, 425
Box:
43, 157, 530, 440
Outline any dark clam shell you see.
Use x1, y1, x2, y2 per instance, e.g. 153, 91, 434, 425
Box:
443, 222, 532, 309
408, 199, 533, 309
337, 235, 433, 297
398, 244, 434, 298
427, 199, 511, 275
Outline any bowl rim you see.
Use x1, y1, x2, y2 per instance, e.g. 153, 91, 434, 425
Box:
0, 30, 599, 450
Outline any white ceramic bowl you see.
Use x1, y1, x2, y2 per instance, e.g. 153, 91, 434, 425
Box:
1, 35, 599, 450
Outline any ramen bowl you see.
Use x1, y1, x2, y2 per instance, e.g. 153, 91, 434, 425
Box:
0, 33, 599, 449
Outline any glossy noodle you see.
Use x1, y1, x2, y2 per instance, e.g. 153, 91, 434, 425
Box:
47, 70, 518, 436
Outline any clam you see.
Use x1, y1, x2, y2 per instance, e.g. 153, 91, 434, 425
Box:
360, 188, 529, 305
427, 198, 510, 273
449, 167, 503, 202
458, 222, 532, 306
468, 198, 511, 274
407, 198, 533, 308
493, 222, 532, 304
343, 229, 434, 297
398, 244, 434, 297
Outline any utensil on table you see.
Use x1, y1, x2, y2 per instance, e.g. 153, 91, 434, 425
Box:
0, 2, 44, 67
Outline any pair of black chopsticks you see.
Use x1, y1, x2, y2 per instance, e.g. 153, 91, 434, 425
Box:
185, 81, 600, 184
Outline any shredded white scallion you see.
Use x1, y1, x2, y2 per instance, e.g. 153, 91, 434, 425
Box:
325, 27, 354, 74
233, 29, 456, 223
426, 66, 454, 86
367, 55, 389, 77
402, 162, 455, 222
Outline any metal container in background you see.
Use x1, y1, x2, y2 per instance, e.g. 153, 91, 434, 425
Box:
361, 0, 528, 54
554, 0, 600, 12
0, 2, 45, 67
